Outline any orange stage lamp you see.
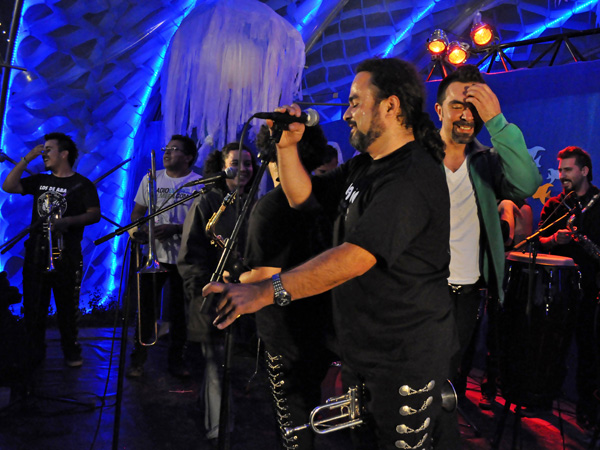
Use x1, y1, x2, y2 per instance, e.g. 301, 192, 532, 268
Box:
427, 29, 448, 56
446, 41, 469, 65
470, 22, 494, 47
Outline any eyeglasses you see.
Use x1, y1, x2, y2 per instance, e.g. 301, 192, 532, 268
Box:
161, 146, 184, 153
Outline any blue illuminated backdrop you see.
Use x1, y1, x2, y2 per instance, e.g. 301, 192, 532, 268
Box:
0, 0, 197, 313
1, 0, 599, 316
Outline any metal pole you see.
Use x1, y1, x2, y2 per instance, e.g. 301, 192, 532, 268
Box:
0, 0, 26, 145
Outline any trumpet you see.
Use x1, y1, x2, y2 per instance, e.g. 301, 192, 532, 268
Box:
283, 379, 457, 438
284, 386, 365, 438
44, 193, 65, 272
136, 149, 168, 346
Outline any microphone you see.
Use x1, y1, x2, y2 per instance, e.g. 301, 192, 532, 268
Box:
182, 167, 237, 187
253, 108, 320, 127
582, 192, 600, 214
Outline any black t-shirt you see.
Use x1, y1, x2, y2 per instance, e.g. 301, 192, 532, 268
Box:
20, 172, 99, 251
311, 141, 456, 371
177, 186, 251, 303
244, 186, 334, 353
539, 186, 600, 295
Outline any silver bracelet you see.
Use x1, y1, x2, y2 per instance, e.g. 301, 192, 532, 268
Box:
21, 156, 29, 164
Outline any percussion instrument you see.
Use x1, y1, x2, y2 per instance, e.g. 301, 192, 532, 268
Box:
498, 251, 581, 407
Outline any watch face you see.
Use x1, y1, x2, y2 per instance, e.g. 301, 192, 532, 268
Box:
272, 273, 291, 306
275, 293, 292, 307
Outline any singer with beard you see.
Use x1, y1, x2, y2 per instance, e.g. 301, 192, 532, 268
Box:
177, 142, 257, 442
204, 58, 458, 450
433, 65, 540, 441
2, 132, 100, 368
538, 146, 600, 430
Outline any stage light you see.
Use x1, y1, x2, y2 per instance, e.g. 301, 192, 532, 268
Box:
470, 22, 494, 47
427, 29, 448, 56
446, 41, 470, 65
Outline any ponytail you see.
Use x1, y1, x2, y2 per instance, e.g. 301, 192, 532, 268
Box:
413, 111, 445, 163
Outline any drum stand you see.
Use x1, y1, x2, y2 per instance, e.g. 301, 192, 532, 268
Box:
491, 398, 567, 450
493, 238, 575, 450
458, 404, 482, 437
491, 400, 525, 449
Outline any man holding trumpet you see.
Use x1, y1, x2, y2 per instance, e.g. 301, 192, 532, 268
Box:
2, 132, 100, 368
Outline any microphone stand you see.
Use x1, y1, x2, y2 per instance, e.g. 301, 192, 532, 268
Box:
93, 188, 205, 450
203, 122, 282, 450
512, 209, 575, 251
94, 189, 205, 245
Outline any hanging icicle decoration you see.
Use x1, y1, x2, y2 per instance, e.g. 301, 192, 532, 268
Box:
161, 0, 305, 161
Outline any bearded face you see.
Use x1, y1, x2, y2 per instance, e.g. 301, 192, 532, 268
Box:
349, 106, 384, 153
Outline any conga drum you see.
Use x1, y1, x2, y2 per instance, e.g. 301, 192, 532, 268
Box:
498, 251, 581, 408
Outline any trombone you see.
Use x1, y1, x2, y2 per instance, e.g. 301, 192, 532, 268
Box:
136, 149, 168, 346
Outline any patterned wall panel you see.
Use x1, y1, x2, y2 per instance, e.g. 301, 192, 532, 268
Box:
0, 0, 196, 313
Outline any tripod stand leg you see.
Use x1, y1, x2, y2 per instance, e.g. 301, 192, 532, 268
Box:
217, 326, 233, 450
512, 405, 522, 449
492, 400, 512, 448
458, 405, 482, 437
112, 241, 136, 450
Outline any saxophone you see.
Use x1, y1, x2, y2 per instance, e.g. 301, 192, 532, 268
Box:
204, 189, 247, 280
206, 189, 237, 248
566, 192, 600, 261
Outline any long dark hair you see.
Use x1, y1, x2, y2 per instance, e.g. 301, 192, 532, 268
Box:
355, 58, 445, 162
203, 142, 259, 192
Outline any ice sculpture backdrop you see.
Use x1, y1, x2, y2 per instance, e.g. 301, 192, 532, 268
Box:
0, 0, 306, 313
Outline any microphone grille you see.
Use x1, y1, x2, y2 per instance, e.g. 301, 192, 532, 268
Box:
304, 108, 320, 127
224, 166, 237, 179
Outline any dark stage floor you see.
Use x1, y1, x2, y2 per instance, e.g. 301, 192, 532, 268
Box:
0, 325, 597, 450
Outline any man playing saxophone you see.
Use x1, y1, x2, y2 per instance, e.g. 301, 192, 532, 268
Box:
539, 146, 600, 431
2, 132, 100, 368
127, 135, 201, 378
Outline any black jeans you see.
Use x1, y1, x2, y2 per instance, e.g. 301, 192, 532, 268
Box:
447, 282, 485, 395
23, 239, 82, 364
131, 263, 187, 367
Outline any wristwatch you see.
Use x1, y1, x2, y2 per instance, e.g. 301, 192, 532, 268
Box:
272, 273, 292, 306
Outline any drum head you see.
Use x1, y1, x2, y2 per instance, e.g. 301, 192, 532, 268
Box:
505, 251, 577, 267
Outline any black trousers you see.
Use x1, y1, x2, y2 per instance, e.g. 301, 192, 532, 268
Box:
23, 239, 83, 364
447, 282, 485, 394
342, 360, 450, 450
130, 263, 187, 367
